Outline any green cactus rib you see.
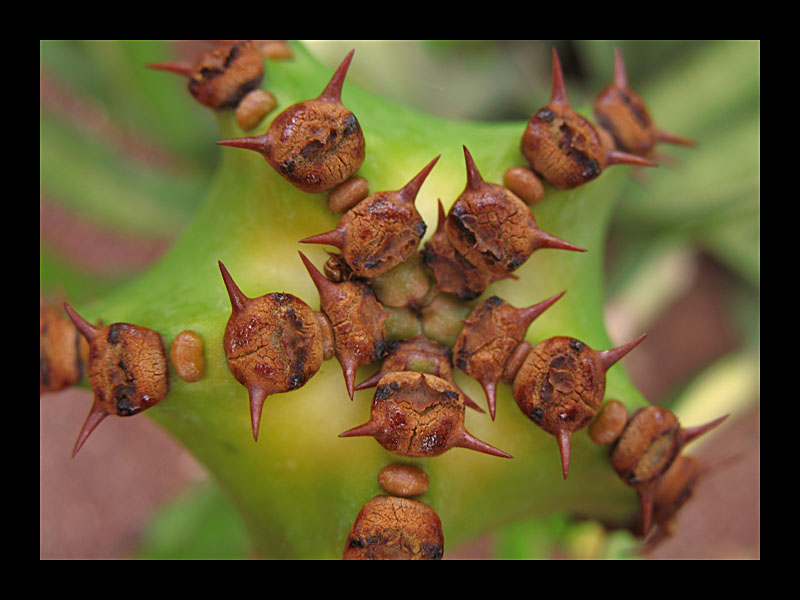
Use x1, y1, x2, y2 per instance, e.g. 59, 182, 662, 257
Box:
68, 41, 648, 558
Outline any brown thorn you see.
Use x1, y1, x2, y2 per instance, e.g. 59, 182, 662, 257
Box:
606, 149, 658, 168
462, 146, 484, 191
516, 291, 566, 330
339, 418, 380, 439
637, 482, 657, 536
459, 388, 485, 414
533, 229, 587, 253
397, 155, 440, 204
72, 401, 108, 458
146, 61, 194, 78
63, 303, 101, 342
597, 333, 647, 372
456, 429, 513, 459
612, 48, 628, 89
298, 251, 346, 306
656, 129, 696, 148
681, 414, 729, 446
556, 429, 572, 480
354, 370, 384, 391
299, 227, 347, 250
249, 387, 268, 442
319, 48, 355, 102
550, 48, 569, 107
341, 358, 358, 401
218, 261, 251, 314
435, 199, 447, 235
216, 135, 269, 157
481, 378, 498, 421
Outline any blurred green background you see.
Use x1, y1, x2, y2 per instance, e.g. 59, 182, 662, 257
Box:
40, 40, 759, 559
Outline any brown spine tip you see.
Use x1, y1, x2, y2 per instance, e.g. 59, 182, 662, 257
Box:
319, 48, 355, 102
434, 199, 447, 235
63, 303, 101, 342
146, 61, 194, 78
637, 483, 656, 536
299, 227, 347, 250
481, 378, 498, 421
462, 146, 484, 191
397, 155, 440, 204
605, 149, 658, 168
460, 390, 486, 414
532, 229, 587, 253
516, 291, 566, 330
71, 402, 108, 458
681, 414, 729, 446
549, 48, 569, 108
216, 135, 269, 157
455, 430, 513, 459
298, 251, 346, 306
247, 386, 269, 442
655, 129, 696, 148
354, 370, 384, 391
556, 429, 572, 480
613, 48, 629, 89
218, 261, 250, 314
339, 418, 379, 439
597, 333, 647, 372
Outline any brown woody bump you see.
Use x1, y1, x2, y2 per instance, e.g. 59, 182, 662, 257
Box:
377, 464, 430, 498
219, 261, 324, 441
513, 334, 646, 479
169, 330, 206, 383
218, 50, 365, 193
148, 41, 264, 110
520, 49, 656, 190
454, 292, 565, 420
343, 495, 443, 560
594, 49, 694, 158
40, 298, 88, 393
446, 147, 584, 275
301, 156, 439, 279
328, 176, 369, 214
503, 166, 545, 205
63, 304, 170, 457
299, 252, 390, 400
339, 371, 511, 459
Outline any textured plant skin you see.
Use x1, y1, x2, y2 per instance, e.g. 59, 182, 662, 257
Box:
44, 41, 663, 559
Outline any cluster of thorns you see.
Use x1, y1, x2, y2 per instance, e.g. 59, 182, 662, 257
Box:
40, 41, 727, 559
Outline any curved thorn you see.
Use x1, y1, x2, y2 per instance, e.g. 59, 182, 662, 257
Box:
397, 155, 440, 204
72, 401, 108, 458
299, 227, 346, 250
146, 61, 194, 77
597, 333, 647, 372
63, 303, 101, 342
480, 378, 498, 421
556, 429, 572, 480
435, 199, 447, 234
637, 482, 657, 536
341, 358, 357, 401
319, 48, 355, 102
656, 129, 696, 148
517, 291, 566, 329
533, 229, 587, 253
339, 418, 380, 438
354, 370, 384, 391
613, 48, 628, 89
462, 146, 484, 191
216, 135, 269, 156
458, 388, 485, 414
456, 429, 513, 458
298, 251, 346, 306
249, 387, 268, 442
218, 261, 250, 314
681, 414, 729, 446
550, 48, 569, 107
606, 149, 658, 168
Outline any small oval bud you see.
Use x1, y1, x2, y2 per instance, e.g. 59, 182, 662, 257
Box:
235, 89, 277, 131
377, 464, 430, 498
327, 176, 369, 214
40, 298, 89, 393
169, 330, 206, 383
588, 399, 628, 444
503, 166, 545, 205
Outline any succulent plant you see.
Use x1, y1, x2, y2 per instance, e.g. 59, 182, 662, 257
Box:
40, 40, 759, 559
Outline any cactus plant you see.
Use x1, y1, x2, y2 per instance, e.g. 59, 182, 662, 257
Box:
40, 40, 759, 559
